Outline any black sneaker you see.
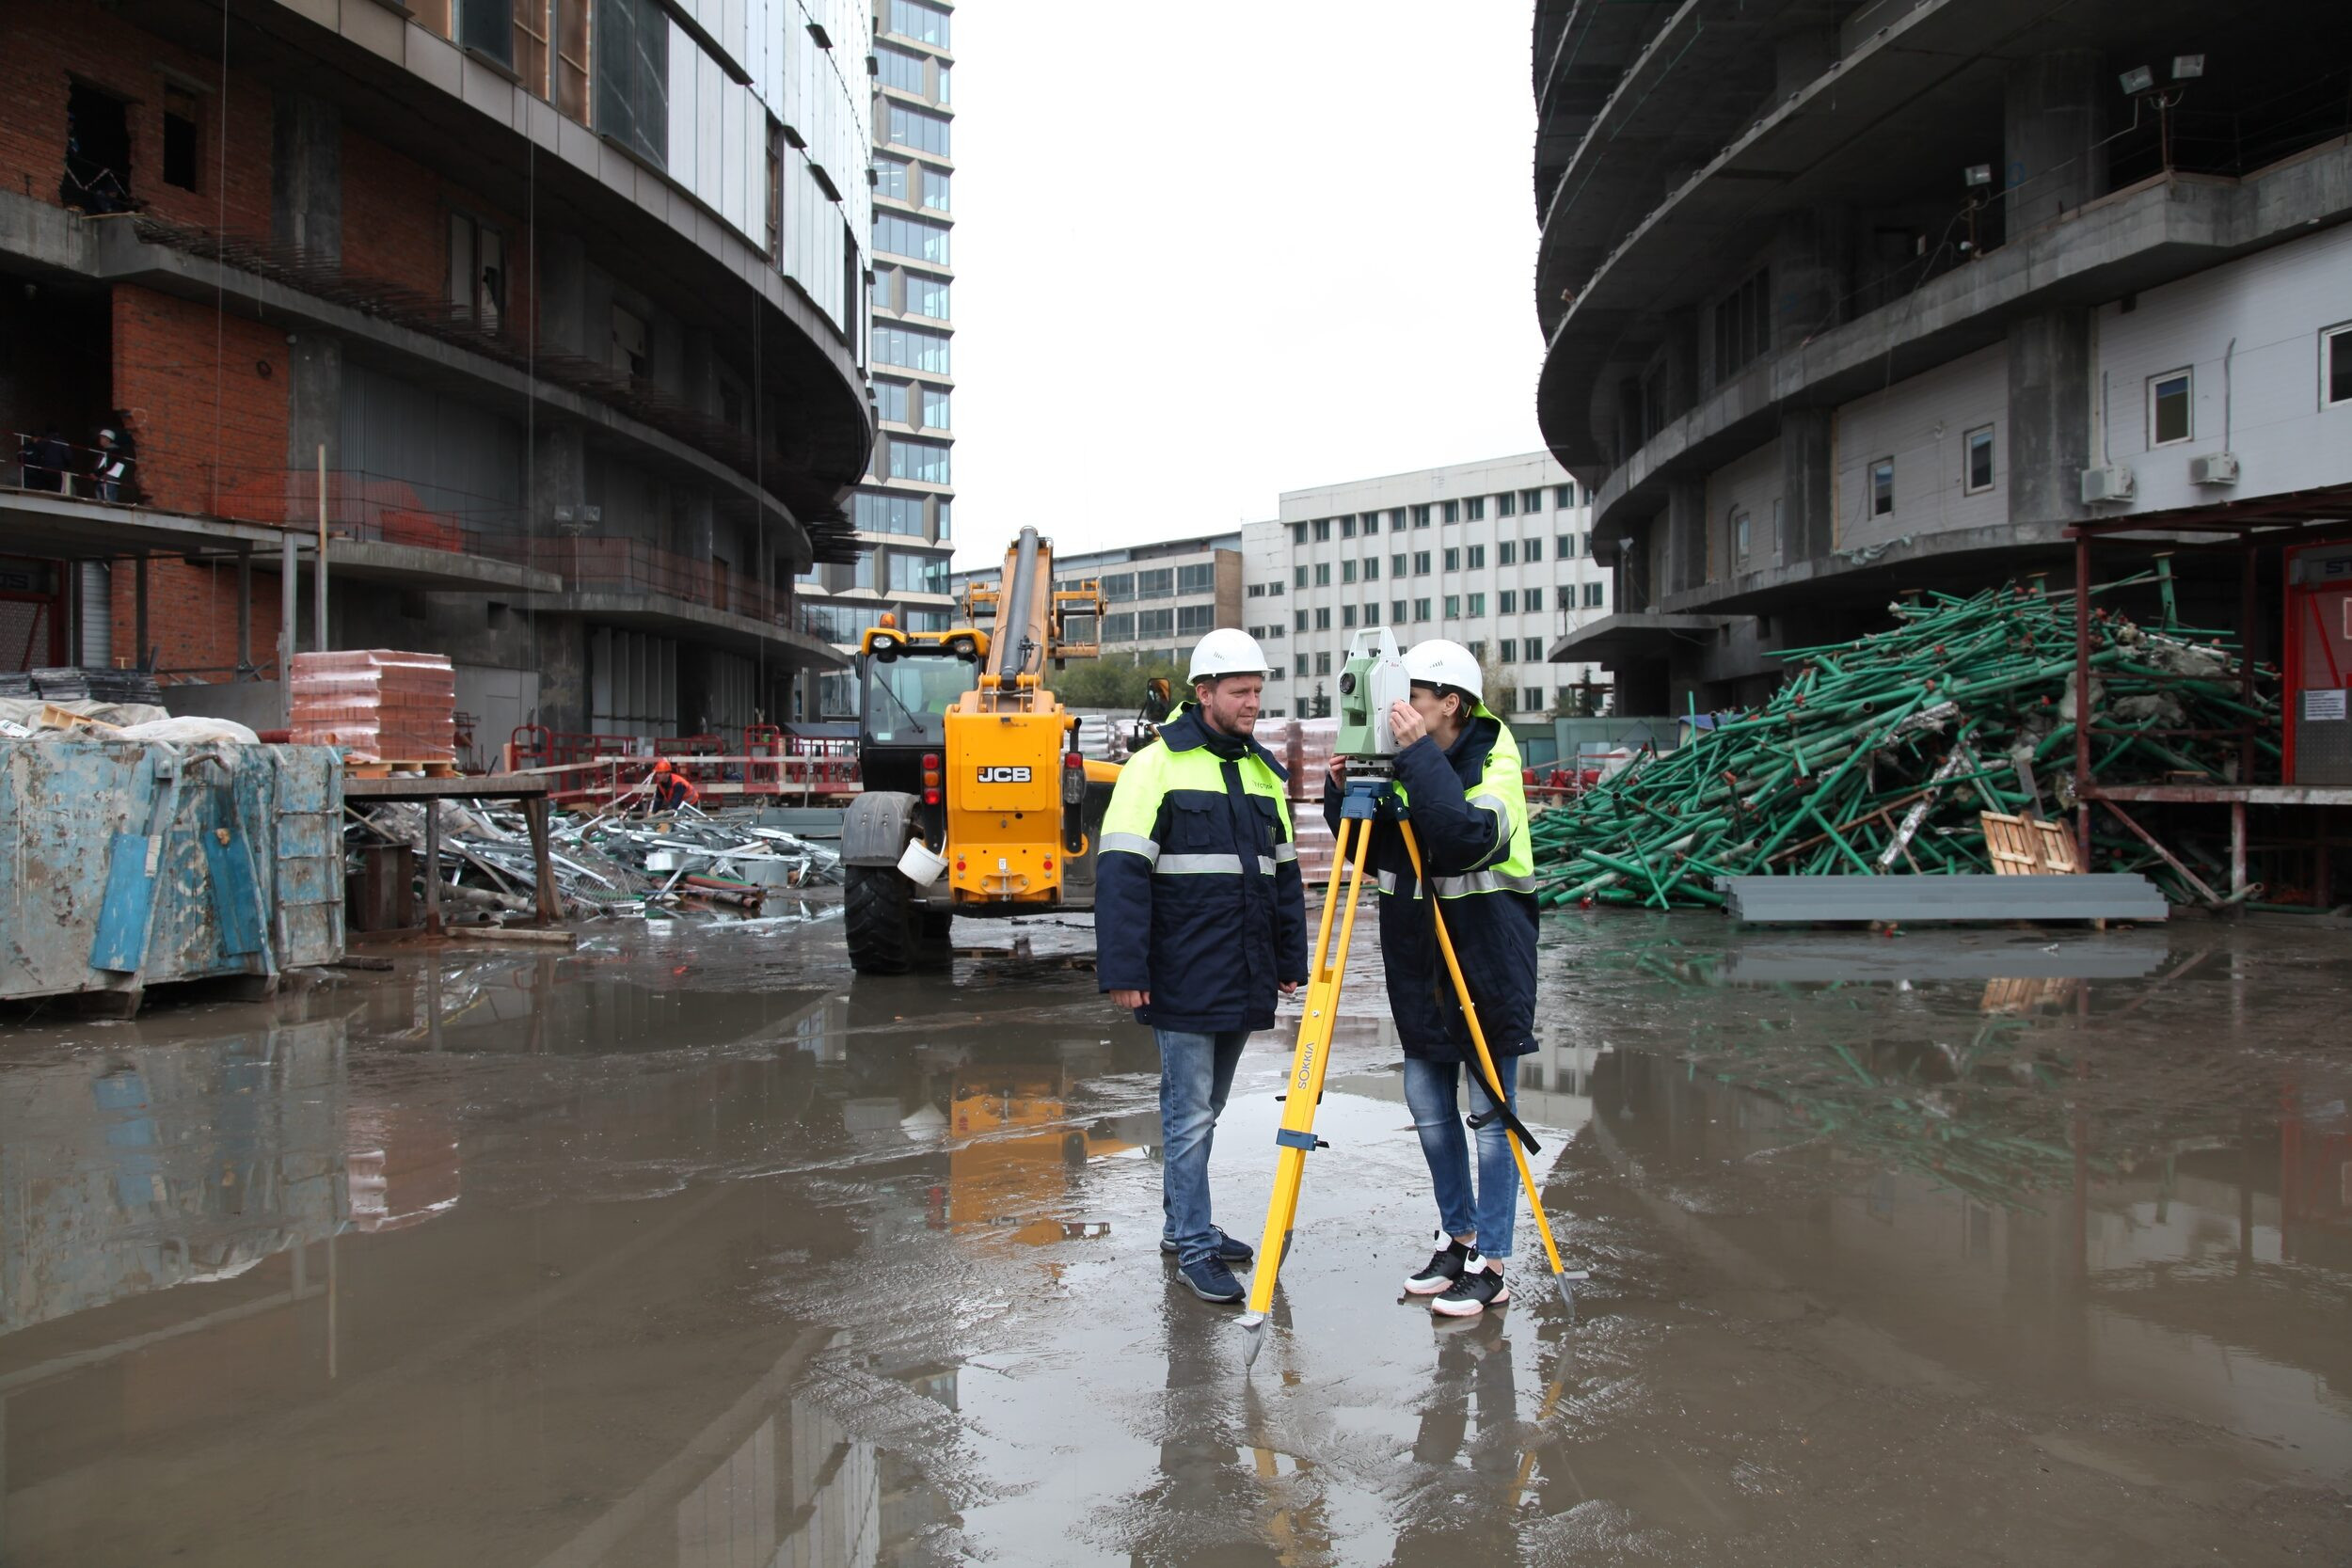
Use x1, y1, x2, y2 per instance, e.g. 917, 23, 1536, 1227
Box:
1431, 1253, 1509, 1317
1403, 1230, 1471, 1296
1161, 1227, 1255, 1265
1179, 1256, 1246, 1304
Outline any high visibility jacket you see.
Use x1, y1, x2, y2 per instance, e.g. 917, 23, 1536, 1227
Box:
1322, 706, 1538, 1064
1096, 705, 1309, 1033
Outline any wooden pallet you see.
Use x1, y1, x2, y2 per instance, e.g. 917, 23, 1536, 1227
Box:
344, 760, 464, 779
1982, 811, 2078, 875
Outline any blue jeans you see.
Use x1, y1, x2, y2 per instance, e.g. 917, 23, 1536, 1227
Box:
1402, 1056, 1520, 1260
1157, 1028, 1249, 1268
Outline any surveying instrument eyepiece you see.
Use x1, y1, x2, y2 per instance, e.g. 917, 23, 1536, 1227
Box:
1235, 626, 1587, 1368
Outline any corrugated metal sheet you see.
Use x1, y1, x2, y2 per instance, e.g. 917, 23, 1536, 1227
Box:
1722, 872, 2168, 925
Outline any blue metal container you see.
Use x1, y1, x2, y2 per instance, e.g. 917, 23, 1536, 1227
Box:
0, 740, 344, 1011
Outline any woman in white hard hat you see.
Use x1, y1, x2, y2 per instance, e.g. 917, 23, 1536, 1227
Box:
1325, 638, 1539, 1317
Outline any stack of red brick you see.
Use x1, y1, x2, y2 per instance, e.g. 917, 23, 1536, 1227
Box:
290, 650, 456, 765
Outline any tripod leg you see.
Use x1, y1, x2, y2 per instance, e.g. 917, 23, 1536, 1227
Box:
1396, 821, 1584, 1312
1240, 813, 1376, 1362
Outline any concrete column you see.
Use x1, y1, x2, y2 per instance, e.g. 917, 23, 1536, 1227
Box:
2007, 308, 2093, 529
236, 545, 253, 672
538, 231, 589, 356
134, 553, 148, 667
286, 331, 342, 477
1666, 476, 1708, 596
270, 92, 342, 260
2004, 51, 2108, 234
1778, 408, 1835, 562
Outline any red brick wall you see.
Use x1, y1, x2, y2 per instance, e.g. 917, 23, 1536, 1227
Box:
109, 559, 285, 677
0, 0, 272, 234
113, 285, 289, 518
342, 130, 535, 333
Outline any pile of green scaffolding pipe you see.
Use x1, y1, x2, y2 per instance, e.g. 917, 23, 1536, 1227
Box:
1532, 578, 2280, 909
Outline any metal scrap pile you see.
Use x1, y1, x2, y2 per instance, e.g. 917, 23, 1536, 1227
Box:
344, 800, 841, 924
1531, 578, 2279, 909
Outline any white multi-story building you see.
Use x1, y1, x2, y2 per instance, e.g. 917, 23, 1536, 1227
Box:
1243, 452, 1613, 721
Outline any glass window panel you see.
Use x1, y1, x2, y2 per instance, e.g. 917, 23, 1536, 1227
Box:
872, 323, 950, 373
920, 386, 951, 430
875, 45, 928, 94
873, 213, 950, 264
2150, 371, 2191, 445
875, 156, 909, 202
885, 0, 948, 46
595, 0, 668, 166
886, 436, 951, 483
904, 271, 950, 318
919, 166, 950, 212
875, 381, 910, 424
886, 103, 951, 156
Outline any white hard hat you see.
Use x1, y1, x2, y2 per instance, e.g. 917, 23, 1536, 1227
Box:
1403, 638, 1483, 702
1186, 626, 1270, 683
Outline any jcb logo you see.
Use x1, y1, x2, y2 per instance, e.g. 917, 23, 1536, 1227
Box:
977, 766, 1032, 784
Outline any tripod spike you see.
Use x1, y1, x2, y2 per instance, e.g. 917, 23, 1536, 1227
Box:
1239, 1312, 1268, 1369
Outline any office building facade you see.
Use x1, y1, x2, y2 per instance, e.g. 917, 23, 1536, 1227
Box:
795, 0, 958, 719
1532, 0, 2352, 712
1247, 453, 1611, 721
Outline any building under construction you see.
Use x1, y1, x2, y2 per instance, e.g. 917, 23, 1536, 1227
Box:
2, 0, 882, 760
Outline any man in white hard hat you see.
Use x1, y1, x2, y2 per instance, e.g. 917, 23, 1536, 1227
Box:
1326, 638, 1538, 1317
1097, 628, 1309, 1304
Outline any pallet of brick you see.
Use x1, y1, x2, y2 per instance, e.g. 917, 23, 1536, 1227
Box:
290, 649, 457, 767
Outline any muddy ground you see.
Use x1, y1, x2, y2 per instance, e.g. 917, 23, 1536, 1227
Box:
0, 905, 2346, 1566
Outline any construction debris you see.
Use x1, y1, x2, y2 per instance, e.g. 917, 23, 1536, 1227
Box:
343, 797, 842, 926
1531, 578, 2280, 911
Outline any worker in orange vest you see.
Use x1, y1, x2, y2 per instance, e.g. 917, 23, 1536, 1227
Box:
644, 757, 701, 814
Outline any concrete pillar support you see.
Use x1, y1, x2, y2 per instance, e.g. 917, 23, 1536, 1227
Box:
1666, 477, 1708, 596
2005, 51, 2108, 234
2007, 308, 2094, 530
270, 91, 342, 261
1778, 408, 1834, 562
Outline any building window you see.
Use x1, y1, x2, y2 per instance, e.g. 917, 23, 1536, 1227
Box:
1314, 607, 1331, 629
1136, 568, 1174, 599
1315, 651, 1333, 676
1444, 594, 1461, 619
1341, 559, 1357, 584
1467, 641, 1486, 659
1466, 497, 1486, 520
1442, 500, 1459, 524
1501, 638, 1518, 662
1870, 458, 1895, 517
876, 381, 910, 424
885, 549, 950, 594
1443, 547, 1460, 572
1312, 562, 1330, 587
874, 213, 951, 265
873, 323, 950, 373
875, 156, 909, 202
446, 212, 510, 333
876, 44, 930, 96
1362, 602, 1378, 625
886, 0, 950, 47
1137, 609, 1175, 640
1340, 515, 1357, 539
1583, 582, 1605, 608
1312, 518, 1332, 542
1733, 508, 1751, 562
1466, 545, 1486, 570
2149, 369, 2192, 447
1363, 512, 1381, 535
1362, 557, 1379, 581
765, 119, 784, 260
1295, 654, 1310, 677
1498, 541, 1517, 566
160, 86, 201, 192
594, 0, 668, 166
1499, 591, 1517, 614
1520, 489, 1544, 514
1713, 266, 1771, 380
2324, 323, 2352, 406
1266, 580, 1283, 595
1524, 537, 1542, 563
1391, 553, 1407, 577
1178, 563, 1216, 594
887, 436, 951, 484
1413, 551, 1431, 576
921, 386, 951, 430
854, 492, 929, 536
1294, 610, 1308, 631
918, 167, 952, 211
1965, 426, 1994, 493
1102, 612, 1136, 641
1412, 505, 1432, 529
1467, 593, 1486, 617
611, 303, 650, 377
1293, 521, 1309, 545
556, 0, 591, 119
1555, 483, 1575, 508
1556, 533, 1574, 559
1520, 687, 1547, 714
1392, 598, 1408, 622
1247, 583, 1264, 598
1342, 604, 1358, 627
1497, 492, 1517, 517
1100, 572, 1134, 601
1525, 587, 1543, 612
886, 104, 951, 156
1413, 597, 1432, 621
1178, 604, 1214, 636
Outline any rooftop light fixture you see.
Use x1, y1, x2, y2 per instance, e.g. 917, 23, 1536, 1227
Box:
2172, 55, 2205, 80
2119, 64, 2155, 94
1963, 164, 1993, 187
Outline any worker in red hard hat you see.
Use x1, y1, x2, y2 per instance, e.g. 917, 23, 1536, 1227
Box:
644, 756, 701, 815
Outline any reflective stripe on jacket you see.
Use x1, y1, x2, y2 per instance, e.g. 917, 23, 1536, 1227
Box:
1323, 705, 1539, 1063
1096, 705, 1309, 1033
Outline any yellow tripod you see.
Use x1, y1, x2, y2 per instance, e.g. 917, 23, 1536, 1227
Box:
1238, 775, 1585, 1367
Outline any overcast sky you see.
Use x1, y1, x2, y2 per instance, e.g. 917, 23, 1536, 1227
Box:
949, 1, 1546, 566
